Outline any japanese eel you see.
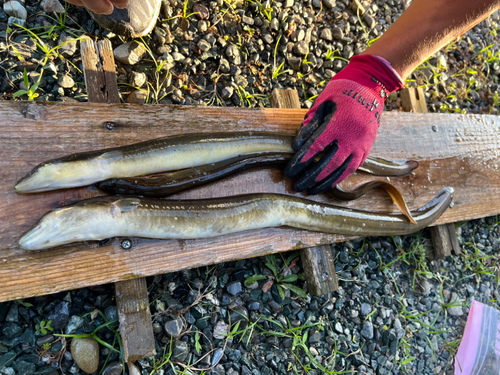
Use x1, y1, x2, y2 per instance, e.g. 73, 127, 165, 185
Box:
15, 132, 418, 193
19, 188, 454, 250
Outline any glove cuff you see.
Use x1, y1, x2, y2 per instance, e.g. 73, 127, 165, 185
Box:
335, 54, 404, 95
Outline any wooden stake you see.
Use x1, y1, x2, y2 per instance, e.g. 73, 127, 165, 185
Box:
81, 38, 156, 362
270, 88, 338, 296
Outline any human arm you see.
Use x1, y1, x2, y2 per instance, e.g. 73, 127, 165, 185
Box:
64, 0, 128, 15
286, 0, 500, 194
362, 0, 500, 79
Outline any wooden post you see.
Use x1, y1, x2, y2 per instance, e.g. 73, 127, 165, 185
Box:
270, 88, 339, 296
81, 38, 156, 362
400, 87, 459, 258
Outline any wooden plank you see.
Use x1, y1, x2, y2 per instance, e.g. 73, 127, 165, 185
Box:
301, 245, 339, 296
115, 278, 156, 362
270, 88, 338, 296
81, 39, 155, 363
400, 87, 459, 259
1, 103, 500, 301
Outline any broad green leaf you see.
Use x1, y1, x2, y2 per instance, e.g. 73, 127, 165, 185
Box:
244, 274, 268, 286
281, 283, 307, 298
280, 274, 298, 283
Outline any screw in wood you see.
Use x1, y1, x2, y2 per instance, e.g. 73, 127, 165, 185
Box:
121, 239, 132, 249
104, 122, 116, 130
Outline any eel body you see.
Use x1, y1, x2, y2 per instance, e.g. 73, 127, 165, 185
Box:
15, 132, 418, 193
19, 188, 453, 250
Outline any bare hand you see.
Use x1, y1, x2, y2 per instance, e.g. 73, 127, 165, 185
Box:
64, 0, 128, 14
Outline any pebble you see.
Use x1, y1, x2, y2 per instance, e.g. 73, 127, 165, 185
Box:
171, 340, 189, 362
113, 41, 146, 65
226, 281, 242, 295
70, 337, 99, 374
41, 0, 65, 13
213, 320, 229, 339
193, 3, 209, 19
102, 362, 122, 375
58, 75, 74, 89
129, 72, 147, 88
58, 32, 77, 57
320, 28, 332, 41
3, 1, 27, 20
361, 321, 374, 339
331, 27, 344, 40
164, 318, 183, 338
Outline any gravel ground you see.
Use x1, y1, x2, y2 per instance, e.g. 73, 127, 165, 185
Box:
1, 0, 500, 374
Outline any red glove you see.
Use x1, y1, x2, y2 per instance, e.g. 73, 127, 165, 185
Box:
284, 54, 403, 194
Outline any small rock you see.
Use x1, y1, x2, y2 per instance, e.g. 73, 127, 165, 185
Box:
171, 340, 189, 362
164, 319, 183, 338
447, 292, 464, 316
331, 27, 344, 40
288, 57, 302, 71
242, 15, 254, 25
211, 348, 223, 367
65, 315, 84, 334
362, 13, 376, 28
71, 337, 99, 374
48, 301, 69, 330
320, 28, 333, 41
361, 321, 373, 339
58, 32, 77, 57
41, 0, 65, 13
4, 1, 27, 20
323, 0, 335, 9
270, 18, 279, 32
8, 16, 25, 26
102, 362, 122, 375
226, 281, 242, 296
293, 41, 309, 56
229, 307, 248, 323
58, 75, 74, 89
113, 41, 146, 65
221, 86, 233, 100
198, 39, 211, 52
213, 320, 229, 339
127, 362, 141, 375
193, 3, 209, 20
361, 303, 372, 316
284, 0, 294, 7
197, 20, 208, 32
129, 71, 147, 88
308, 330, 321, 343
126, 90, 147, 104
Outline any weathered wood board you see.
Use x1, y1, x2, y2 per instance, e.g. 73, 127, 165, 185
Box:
1, 101, 500, 302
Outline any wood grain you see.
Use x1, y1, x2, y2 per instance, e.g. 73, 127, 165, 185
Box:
400, 87, 459, 259
1, 101, 500, 302
81, 38, 156, 363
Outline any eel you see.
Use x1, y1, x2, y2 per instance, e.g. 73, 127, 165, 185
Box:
19, 188, 454, 251
98, 152, 418, 197
15, 132, 418, 193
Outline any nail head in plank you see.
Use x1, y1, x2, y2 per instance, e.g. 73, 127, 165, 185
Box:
270, 88, 338, 296
81, 38, 155, 362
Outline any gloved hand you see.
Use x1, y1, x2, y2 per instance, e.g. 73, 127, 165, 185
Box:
284, 54, 403, 195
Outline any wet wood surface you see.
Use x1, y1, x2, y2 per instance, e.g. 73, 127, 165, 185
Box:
1, 101, 500, 302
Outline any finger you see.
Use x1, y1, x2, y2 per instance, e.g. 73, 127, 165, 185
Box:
292, 100, 337, 151
81, 0, 114, 14
285, 117, 332, 179
110, 0, 128, 9
292, 142, 340, 192
308, 155, 353, 195
64, 0, 85, 6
